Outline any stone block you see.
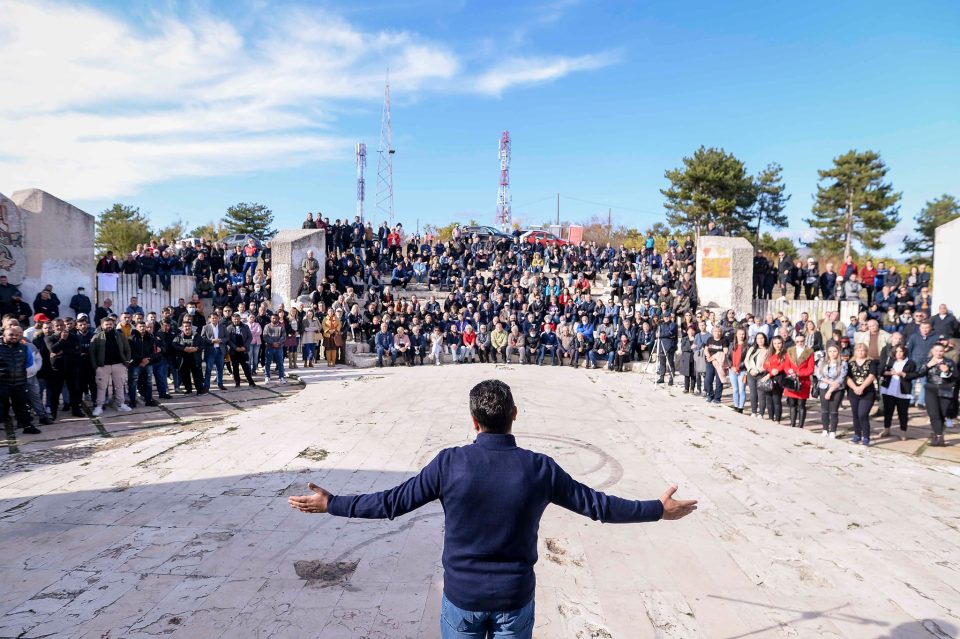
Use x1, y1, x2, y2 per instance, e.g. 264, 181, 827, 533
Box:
5, 189, 95, 309
933, 216, 960, 311
695, 235, 754, 315
269, 229, 326, 309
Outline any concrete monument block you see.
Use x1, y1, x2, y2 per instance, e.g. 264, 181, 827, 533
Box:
270, 229, 326, 309
5, 189, 95, 311
695, 235, 754, 315
933, 217, 960, 311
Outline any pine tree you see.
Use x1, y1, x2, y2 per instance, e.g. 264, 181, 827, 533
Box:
95, 204, 153, 256
750, 163, 790, 240
804, 150, 901, 257
222, 202, 276, 241
903, 194, 959, 259
661, 146, 756, 236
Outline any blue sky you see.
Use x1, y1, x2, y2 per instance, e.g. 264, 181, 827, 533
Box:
2, 0, 958, 249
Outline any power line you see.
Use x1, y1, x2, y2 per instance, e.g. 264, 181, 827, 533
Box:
558, 195, 663, 218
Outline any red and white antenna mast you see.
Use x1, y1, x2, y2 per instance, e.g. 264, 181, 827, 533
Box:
496, 130, 512, 230
356, 142, 366, 223
376, 71, 395, 223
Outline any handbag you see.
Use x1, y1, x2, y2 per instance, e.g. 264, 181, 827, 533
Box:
782, 374, 802, 393
810, 376, 821, 398
284, 334, 298, 348
758, 377, 774, 394
334, 332, 345, 348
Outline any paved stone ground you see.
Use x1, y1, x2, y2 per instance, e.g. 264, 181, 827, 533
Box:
1, 365, 959, 638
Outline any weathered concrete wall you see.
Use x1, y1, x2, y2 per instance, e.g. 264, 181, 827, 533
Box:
933, 217, 960, 312
0, 192, 26, 284
270, 229, 326, 309
9, 189, 95, 314
695, 235, 754, 315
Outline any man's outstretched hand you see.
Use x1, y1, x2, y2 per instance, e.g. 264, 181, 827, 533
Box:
288, 483, 331, 514
660, 485, 698, 520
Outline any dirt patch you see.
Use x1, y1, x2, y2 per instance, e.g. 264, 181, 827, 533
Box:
545, 538, 567, 555
298, 447, 329, 462
293, 559, 359, 586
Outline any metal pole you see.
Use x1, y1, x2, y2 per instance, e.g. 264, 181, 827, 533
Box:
556, 193, 560, 226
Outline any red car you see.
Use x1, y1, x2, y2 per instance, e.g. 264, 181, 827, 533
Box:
520, 230, 569, 247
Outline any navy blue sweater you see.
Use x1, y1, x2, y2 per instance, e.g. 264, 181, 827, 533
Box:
327, 432, 664, 611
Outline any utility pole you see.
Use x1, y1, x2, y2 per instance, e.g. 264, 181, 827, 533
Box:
607, 208, 612, 242
556, 193, 560, 226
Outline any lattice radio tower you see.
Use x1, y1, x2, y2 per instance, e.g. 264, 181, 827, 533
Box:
356, 142, 367, 223
496, 130, 512, 230
376, 73, 395, 223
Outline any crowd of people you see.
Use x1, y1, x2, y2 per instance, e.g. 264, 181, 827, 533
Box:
0, 214, 955, 448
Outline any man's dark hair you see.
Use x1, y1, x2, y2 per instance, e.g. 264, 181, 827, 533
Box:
469, 380, 515, 434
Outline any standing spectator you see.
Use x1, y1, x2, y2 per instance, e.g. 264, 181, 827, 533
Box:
819, 263, 838, 300
69, 287, 92, 318
702, 325, 727, 404
127, 320, 158, 408
783, 332, 815, 428
173, 319, 206, 394
816, 344, 847, 439
745, 332, 769, 416
202, 312, 228, 391
846, 343, 878, 445
226, 313, 256, 388
906, 320, 936, 408
762, 336, 788, 422
89, 316, 132, 416
728, 328, 749, 414
802, 258, 819, 300
860, 259, 877, 307
678, 325, 699, 394
655, 311, 677, 384
930, 304, 959, 339
33, 285, 60, 319
46, 318, 84, 418
321, 308, 341, 367
879, 344, 915, 441
0, 323, 39, 434
909, 342, 955, 447
152, 319, 174, 398
300, 310, 320, 367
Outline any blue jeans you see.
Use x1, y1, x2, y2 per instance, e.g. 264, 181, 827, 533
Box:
302, 343, 317, 362
265, 346, 285, 379
128, 363, 153, 404
537, 345, 557, 365
440, 594, 534, 639
704, 364, 723, 402
153, 358, 169, 396
204, 348, 225, 388
913, 379, 926, 407
729, 371, 746, 408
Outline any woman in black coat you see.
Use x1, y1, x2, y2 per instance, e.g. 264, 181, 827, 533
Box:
678, 325, 698, 394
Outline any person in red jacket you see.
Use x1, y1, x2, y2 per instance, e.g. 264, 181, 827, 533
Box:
461, 324, 478, 363
860, 259, 878, 307
783, 332, 816, 428
762, 336, 789, 423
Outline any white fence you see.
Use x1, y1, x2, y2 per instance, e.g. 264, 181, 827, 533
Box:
752, 298, 860, 324
96, 274, 197, 315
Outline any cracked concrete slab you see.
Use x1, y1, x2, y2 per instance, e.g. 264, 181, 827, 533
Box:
0, 366, 958, 637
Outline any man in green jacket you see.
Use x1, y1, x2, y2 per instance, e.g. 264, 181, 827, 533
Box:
89, 316, 132, 417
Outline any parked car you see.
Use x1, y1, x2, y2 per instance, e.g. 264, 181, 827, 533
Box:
175, 236, 203, 248
519, 229, 569, 247
221, 233, 262, 249
458, 225, 513, 242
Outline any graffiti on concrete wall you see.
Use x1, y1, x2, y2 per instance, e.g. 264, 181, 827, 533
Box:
0, 194, 26, 283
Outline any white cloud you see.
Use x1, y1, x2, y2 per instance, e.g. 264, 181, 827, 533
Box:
473, 51, 619, 96
0, 0, 615, 201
